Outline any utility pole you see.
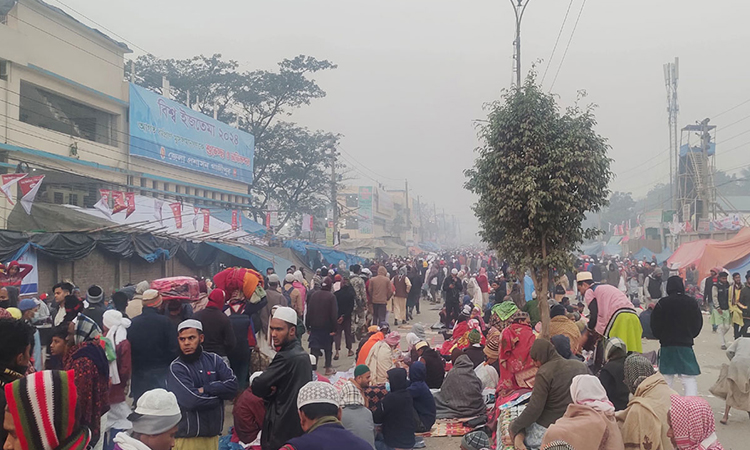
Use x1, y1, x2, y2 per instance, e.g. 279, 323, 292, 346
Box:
404, 179, 410, 229
663, 58, 679, 210
433, 203, 438, 241
510, 0, 532, 86
417, 195, 424, 243
330, 147, 338, 245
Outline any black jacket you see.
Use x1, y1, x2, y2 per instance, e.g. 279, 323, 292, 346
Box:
599, 356, 629, 411
82, 302, 107, 330
640, 308, 656, 339
167, 351, 238, 438
128, 307, 178, 371
194, 306, 236, 356
651, 276, 703, 347
227, 298, 268, 363
251, 338, 312, 450
421, 348, 445, 389
373, 368, 415, 449
335, 284, 356, 319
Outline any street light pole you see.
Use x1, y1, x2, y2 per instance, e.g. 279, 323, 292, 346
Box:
511, 0, 531, 87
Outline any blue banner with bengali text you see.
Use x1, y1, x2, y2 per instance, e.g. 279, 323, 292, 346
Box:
128, 83, 254, 183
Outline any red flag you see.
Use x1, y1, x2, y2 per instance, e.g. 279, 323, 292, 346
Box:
170, 202, 183, 229
265, 210, 271, 228
0, 174, 27, 205
95, 189, 111, 217
231, 210, 238, 231
18, 175, 45, 215
238, 210, 242, 228
112, 191, 127, 214
202, 209, 210, 233
125, 192, 136, 218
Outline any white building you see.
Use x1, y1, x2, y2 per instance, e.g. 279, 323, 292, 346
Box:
0, 0, 253, 229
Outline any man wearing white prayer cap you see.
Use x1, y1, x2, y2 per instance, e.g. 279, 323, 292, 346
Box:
166, 319, 238, 449
251, 306, 312, 450
279, 381, 371, 450
112, 388, 182, 450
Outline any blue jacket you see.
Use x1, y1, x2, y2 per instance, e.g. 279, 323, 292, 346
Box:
407, 361, 436, 431
285, 420, 372, 450
167, 350, 238, 438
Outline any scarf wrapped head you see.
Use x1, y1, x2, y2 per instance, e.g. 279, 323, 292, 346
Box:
669, 395, 724, 450
570, 374, 614, 413
102, 310, 130, 385
406, 332, 421, 349
410, 323, 426, 340
605, 337, 627, 361
492, 301, 518, 321
73, 313, 101, 345
624, 354, 655, 394
384, 331, 401, 347
529, 339, 558, 365
207, 288, 226, 309
341, 380, 365, 406
542, 442, 575, 450
4, 370, 91, 450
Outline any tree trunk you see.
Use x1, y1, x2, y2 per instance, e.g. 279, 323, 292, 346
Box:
539, 269, 550, 338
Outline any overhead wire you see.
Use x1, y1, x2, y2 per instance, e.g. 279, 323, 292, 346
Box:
540, 0, 574, 85
548, 0, 587, 92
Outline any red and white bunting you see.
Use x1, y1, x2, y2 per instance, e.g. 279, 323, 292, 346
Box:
231, 210, 239, 231
125, 193, 136, 218
111, 191, 127, 214
169, 202, 183, 229
0, 174, 27, 205
94, 189, 112, 217
301, 213, 313, 232
202, 209, 210, 233
18, 175, 45, 215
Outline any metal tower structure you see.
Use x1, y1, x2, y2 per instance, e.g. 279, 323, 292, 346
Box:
663, 58, 679, 210
677, 119, 718, 229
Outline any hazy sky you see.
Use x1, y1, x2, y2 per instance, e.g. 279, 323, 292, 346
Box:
58, 0, 750, 241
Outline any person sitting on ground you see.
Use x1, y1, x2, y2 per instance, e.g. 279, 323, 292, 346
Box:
462, 329, 485, 368
415, 341, 445, 389
434, 354, 485, 419
488, 300, 518, 333
541, 375, 625, 450
3, 370, 92, 450
667, 395, 725, 450
373, 368, 416, 450
341, 372, 376, 448
230, 372, 266, 448
508, 339, 588, 450
710, 335, 750, 425
407, 361, 436, 434
281, 381, 372, 450
549, 304, 581, 355
598, 337, 630, 411
497, 311, 537, 395
113, 388, 182, 450
365, 331, 400, 384
356, 325, 383, 365
616, 354, 677, 450
460, 430, 492, 450
550, 334, 578, 360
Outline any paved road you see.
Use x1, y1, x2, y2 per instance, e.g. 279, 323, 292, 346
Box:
302, 300, 749, 449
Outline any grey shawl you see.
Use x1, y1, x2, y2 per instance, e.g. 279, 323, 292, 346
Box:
434, 355, 486, 419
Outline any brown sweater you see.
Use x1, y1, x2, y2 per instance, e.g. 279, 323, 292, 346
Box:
368, 269, 394, 305
510, 340, 588, 435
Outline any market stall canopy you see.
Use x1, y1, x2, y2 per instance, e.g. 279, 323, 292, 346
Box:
633, 247, 673, 264
337, 237, 408, 258
667, 239, 715, 272
283, 239, 366, 268
697, 227, 750, 280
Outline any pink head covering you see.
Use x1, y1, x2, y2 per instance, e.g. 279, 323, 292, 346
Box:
384, 331, 401, 347
570, 374, 614, 414
669, 395, 724, 450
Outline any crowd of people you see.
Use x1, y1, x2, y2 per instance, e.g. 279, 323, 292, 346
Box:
0, 249, 741, 450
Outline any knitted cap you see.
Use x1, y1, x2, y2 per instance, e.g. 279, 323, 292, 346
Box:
297, 381, 341, 409
142, 289, 162, 308
354, 364, 370, 377
5, 370, 91, 450
461, 430, 491, 450
87, 285, 103, 304
468, 329, 481, 345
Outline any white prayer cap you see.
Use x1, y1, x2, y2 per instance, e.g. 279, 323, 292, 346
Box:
272, 306, 298, 326
177, 319, 203, 333
297, 381, 341, 409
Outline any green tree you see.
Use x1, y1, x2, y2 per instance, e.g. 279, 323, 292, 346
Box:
131, 54, 339, 230
465, 76, 612, 337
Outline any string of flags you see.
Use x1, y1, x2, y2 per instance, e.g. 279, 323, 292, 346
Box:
0, 173, 45, 214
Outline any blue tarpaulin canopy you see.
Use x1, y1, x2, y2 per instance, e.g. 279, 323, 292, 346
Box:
283, 240, 366, 268
633, 247, 673, 264
206, 242, 295, 275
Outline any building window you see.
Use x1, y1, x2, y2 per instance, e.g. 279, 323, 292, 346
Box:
19, 81, 114, 145
0, 60, 7, 81
344, 216, 359, 230
53, 192, 64, 204
69, 193, 78, 205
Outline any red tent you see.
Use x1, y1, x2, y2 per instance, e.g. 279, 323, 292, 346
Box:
697, 228, 750, 281
667, 239, 716, 272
